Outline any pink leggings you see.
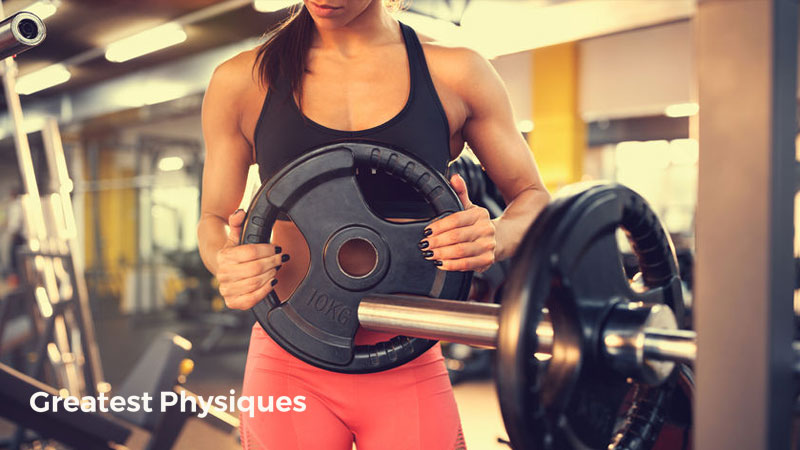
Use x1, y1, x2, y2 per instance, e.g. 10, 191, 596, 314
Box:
240, 324, 465, 450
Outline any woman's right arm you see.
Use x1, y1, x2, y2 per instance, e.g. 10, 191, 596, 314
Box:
197, 57, 283, 310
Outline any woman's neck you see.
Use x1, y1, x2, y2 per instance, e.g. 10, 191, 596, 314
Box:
312, 3, 399, 57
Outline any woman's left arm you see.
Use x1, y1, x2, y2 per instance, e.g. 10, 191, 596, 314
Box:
424, 49, 550, 270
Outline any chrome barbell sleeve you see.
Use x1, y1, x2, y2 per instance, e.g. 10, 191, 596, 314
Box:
643, 328, 697, 365
0, 12, 46, 60
359, 295, 501, 348
359, 294, 553, 352
359, 295, 800, 382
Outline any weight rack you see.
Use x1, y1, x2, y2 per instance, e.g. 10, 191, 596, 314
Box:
0, 2, 105, 398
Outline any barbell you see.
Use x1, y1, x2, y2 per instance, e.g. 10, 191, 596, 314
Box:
240, 142, 775, 449
0, 12, 46, 60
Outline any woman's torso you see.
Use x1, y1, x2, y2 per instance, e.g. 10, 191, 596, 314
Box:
235, 24, 469, 342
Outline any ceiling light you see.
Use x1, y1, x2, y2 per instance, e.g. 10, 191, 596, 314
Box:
664, 102, 699, 118
253, 0, 300, 13
16, 63, 70, 94
22, 0, 59, 20
158, 156, 184, 172
112, 79, 191, 107
105, 22, 187, 63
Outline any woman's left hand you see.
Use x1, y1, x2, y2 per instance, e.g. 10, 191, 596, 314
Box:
418, 174, 497, 272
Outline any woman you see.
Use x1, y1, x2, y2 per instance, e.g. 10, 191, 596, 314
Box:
197, 1, 550, 448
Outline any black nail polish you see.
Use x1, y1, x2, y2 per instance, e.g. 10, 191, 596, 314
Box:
422, 250, 434, 258
281, 254, 290, 262
276, 265, 282, 271
271, 279, 278, 286
433, 260, 443, 266
418, 240, 429, 250
274, 246, 282, 254
423, 228, 432, 237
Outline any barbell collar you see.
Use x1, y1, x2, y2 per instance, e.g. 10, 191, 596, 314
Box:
601, 302, 679, 385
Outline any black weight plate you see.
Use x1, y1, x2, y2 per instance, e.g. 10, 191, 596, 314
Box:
497, 183, 683, 450
241, 141, 472, 373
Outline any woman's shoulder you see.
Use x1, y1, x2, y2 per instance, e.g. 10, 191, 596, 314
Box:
415, 34, 495, 94
203, 47, 267, 142
208, 47, 264, 99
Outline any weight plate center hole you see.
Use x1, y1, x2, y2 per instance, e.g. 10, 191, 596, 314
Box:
337, 238, 379, 279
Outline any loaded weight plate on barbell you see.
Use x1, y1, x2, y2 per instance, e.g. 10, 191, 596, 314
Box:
240, 141, 472, 373
497, 183, 685, 450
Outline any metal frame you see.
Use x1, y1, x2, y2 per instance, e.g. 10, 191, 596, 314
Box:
0, 12, 80, 395
0, 1, 106, 399
695, 0, 797, 448
41, 117, 105, 394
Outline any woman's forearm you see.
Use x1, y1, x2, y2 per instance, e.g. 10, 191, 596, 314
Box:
197, 214, 229, 275
492, 187, 550, 262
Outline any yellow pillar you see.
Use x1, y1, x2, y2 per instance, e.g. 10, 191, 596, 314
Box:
530, 43, 585, 192
83, 146, 136, 297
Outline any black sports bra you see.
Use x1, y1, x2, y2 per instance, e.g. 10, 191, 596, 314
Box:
253, 22, 452, 220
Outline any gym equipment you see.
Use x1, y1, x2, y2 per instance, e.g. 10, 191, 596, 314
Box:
7, 122, 105, 396
239, 140, 692, 447
0, 3, 105, 398
245, 172, 700, 448
361, 183, 688, 449
0, 12, 46, 60
0, 331, 238, 450
112, 332, 238, 450
241, 141, 472, 373
357, 183, 798, 448
41, 117, 106, 392
0, 332, 187, 450
495, 182, 685, 449
0, 362, 130, 450
113, 332, 193, 432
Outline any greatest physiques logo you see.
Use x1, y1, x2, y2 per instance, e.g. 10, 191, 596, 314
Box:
30, 389, 306, 418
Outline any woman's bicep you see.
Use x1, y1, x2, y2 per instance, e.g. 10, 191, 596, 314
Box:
459, 51, 547, 203
200, 65, 253, 223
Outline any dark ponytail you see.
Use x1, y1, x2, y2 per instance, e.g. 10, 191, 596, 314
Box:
255, 5, 315, 102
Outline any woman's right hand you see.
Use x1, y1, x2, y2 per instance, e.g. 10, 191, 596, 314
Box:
215, 209, 288, 310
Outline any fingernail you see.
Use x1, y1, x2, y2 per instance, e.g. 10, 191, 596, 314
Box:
276, 265, 282, 271
271, 279, 278, 286
423, 228, 432, 237
281, 254, 290, 262
433, 260, 443, 267
275, 246, 282, 254
422, 250, 434, 258
418, 240, 429, 250
234, 208, 244, 215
